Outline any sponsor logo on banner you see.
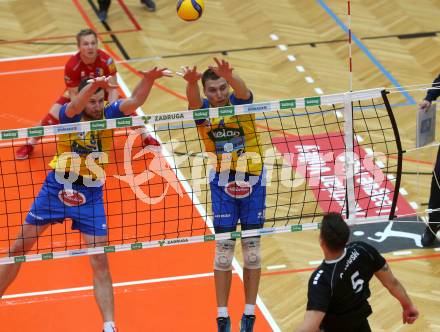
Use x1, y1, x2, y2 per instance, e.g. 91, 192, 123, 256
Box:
280, 99, 296, 109
158, 238, 189, 247
70, 250, 88, 256
154, 113, 184, 122
259, 227, 275, 234
58, 189, 86, 206
305, 97, 321, 106
104, 246, 115, 253
166, 238, 189, 245
116, 117, 133, 128
231, 231, 242, 239
193, 109, 209, 120
204, 234, 216, 241
291, 225, 303, 232
90, 120, 107, 130
42, 253, 54, 260
225, 181, 252, 198
28, 127, 44, 137
272, 132, 415, 219
131, 243, 143, 250
1, 130, 19, 139
55, 124, 79, 134
219, 106, 235, 117
14, 256, 26, 263
247, 103, 270, 113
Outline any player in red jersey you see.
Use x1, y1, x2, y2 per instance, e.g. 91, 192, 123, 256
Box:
16, 29, 159, 159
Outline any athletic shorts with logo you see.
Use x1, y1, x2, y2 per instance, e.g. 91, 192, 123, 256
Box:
25, 171, 107, 236
210, 170, 266, 232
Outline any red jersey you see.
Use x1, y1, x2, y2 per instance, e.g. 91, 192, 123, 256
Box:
64, 49, 117, 88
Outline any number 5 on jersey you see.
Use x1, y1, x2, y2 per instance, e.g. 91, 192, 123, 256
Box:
351, 271, 364, 293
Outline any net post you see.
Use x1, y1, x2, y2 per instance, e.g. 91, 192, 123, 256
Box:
343, 92, 356, 220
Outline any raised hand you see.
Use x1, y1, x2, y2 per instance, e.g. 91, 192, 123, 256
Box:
140, 67, 173, 81
179, 65, 202, 83
87, 76, 119, 89
208, 57, 234, 80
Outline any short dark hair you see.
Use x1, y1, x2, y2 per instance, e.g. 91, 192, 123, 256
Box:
78, 78, 103, 94
201, 69, 221, 88
76, 29, 97, 46
320, 212, 350, 251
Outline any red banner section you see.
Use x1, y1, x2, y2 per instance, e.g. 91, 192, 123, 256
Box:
272, 132, 414, 219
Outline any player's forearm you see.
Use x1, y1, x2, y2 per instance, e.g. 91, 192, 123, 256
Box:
376, 265, 413, 308
68, 87, 78, 100
386, 276, 413, 308
294, 321, 320, 332
107, 88, 119, 104
294, 311, 324, 332
66, 83, 99, 116
106, 75, 119, 103
225, 73, 250, 100
186, 82, 203, 109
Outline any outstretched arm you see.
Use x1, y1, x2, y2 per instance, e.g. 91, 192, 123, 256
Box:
64, 76, 118, 118
375, 263, 419, 324
209, 57, 251, 100
294, 310, 325, 332
107, 74, 119, 103
181, 66, 203, 110
118, 67, 172, 115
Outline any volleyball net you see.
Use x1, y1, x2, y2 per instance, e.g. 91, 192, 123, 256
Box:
0, 88, 417, 264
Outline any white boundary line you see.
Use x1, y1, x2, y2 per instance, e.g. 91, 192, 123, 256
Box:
0, 66, 64, 76
3, 271, 220, 300
0, 52, 75, 62
117, 73, 282, 332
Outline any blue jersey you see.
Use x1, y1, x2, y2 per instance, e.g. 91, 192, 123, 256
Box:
49, 100, 125, 178
26, 100, 126, 236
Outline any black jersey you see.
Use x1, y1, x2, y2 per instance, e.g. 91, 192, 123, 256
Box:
306, 241, 386, 332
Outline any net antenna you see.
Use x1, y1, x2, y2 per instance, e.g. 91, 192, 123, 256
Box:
344, 0, 357, 221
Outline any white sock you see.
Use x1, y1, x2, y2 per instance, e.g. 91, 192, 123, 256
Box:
217, 306, 229, 318
103, 321, 116, 332
244, 304, 255, 316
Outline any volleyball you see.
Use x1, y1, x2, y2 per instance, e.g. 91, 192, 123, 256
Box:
176, 0, 204, 21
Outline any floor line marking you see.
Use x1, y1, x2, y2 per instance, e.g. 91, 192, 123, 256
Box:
317, 0, 416, 105
3, 271, 220, 300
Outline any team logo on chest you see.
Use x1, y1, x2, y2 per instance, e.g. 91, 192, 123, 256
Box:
208, 125, 245, 154
95, 67, 104, 76
225, 181, 252, 198
71, 131, 100, 154
58, 189, 86, 206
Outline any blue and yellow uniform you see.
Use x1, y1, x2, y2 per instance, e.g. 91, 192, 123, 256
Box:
25, 101, 125, 236
196, 93, 266, 232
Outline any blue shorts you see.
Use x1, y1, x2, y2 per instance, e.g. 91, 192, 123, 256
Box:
210, 170, 266, 232
25, 171, 107, 236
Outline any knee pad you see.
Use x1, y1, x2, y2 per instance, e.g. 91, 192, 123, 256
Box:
241, 237, 261, 269
214, 239, 236, 271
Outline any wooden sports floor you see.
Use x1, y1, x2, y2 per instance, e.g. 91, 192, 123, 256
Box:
1, 0, 440, 331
